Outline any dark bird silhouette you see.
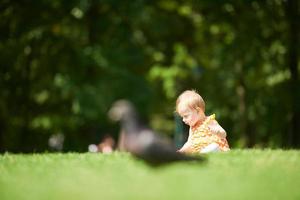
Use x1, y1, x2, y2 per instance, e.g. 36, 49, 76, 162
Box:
108, 100, 205, 166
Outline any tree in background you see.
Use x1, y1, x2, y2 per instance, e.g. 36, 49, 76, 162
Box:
0, 0, 298, 152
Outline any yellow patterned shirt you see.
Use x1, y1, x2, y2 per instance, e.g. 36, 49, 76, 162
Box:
184, 114, 230, 153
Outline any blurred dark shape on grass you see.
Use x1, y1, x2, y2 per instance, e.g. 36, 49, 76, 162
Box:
108, 99, 205, 165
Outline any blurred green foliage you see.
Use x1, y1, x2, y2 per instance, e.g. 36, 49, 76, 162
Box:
0, 0, 299, 152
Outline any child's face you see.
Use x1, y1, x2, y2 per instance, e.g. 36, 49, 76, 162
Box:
178, 106, 203, 127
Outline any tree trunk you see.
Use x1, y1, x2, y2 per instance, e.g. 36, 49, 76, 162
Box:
0, 121, 4, 152
235, 61, 253, 147
285, 0, 300, 147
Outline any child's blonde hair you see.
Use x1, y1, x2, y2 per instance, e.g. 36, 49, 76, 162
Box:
176, 90, 205, 114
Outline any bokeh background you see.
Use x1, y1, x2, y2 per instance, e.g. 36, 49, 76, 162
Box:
0, 0, 299, 152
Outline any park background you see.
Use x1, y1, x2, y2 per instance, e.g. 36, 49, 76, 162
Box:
0, 0, 299, 152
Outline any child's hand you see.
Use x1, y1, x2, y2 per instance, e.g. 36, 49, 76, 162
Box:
178, 146, 194, 154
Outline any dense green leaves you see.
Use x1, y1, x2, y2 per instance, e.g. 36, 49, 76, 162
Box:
0, 0, 299, 152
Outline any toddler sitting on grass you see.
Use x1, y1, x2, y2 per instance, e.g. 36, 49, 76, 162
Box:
176, 90, 230, 154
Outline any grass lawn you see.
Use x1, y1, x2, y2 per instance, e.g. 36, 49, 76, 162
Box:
0, 149, 300, 200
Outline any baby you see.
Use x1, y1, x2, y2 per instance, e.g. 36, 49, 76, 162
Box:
176, 90, 230, 154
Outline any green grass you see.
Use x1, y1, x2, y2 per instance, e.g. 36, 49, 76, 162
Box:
0, 150, 300, 200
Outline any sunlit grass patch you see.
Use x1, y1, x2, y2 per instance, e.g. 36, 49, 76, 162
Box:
0, 150, 300, 200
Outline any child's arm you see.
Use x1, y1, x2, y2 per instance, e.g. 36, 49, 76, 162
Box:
208, 120, 227, 138
177, 128, 194, 153
177, 142, 194, 153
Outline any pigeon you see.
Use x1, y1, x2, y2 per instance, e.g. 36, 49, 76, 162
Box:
108, 99, 205, 166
